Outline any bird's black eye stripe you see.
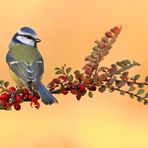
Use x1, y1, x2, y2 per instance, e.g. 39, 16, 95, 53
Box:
19, 34, 36, 41
25, 35, 36, 41
26, 35, 32, 39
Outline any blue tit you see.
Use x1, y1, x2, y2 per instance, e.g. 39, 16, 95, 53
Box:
6, 27, 58, 105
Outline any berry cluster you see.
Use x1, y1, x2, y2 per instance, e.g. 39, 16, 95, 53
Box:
0, 81, 40, 111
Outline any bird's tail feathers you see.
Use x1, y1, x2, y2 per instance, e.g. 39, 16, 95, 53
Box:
35, 81, 58, 105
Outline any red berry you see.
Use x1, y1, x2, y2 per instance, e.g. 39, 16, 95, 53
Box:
23, 88, 29, 95
32, 96, 38, 102
79, 83, 86, 91
14, 103, 21, 110
0, 100, 6, 106
5, 103, 11, 109
0, 93, 9, 101
28, 94, 33, 99
15, 95, 22, 102
62, 89, 68, 95
70, 89, 79, 95
8, 87, 16, 93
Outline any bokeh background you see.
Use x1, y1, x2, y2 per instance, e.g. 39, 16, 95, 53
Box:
0, 0, 147, 148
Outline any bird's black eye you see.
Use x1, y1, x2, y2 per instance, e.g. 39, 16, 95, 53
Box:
26, 35, 33, 39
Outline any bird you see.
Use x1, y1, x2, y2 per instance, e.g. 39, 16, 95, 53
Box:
6, 27, 58, 105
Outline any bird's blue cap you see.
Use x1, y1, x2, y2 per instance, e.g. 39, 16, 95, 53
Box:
19, 27, 37, 36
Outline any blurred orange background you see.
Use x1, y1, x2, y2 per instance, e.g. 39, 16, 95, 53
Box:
0, 0, 148, 148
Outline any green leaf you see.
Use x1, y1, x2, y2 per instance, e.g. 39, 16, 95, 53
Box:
144, 93, 148, 98
137, 97, 143, 102
0, 80, 4, 85
109, 87, 115, 92
145, 76, 148, 83
121, 60, 131, 65
55, 71, 62, 74
135, 75, 140, 81
66, 67, 72, 74
6, 107, 12, 111
134, 74, 140, 81
101, 37, 108, 43
116, 61, 122, 67
133, 60, 141, 66
91, 51, 98, 58
0, 104, 4, 110
109, 38, 116, 44
120, 91, 126, 95
16, 89, 23, 94
138, 83, 144, 88
4, 81, 9, 88
94, 40, 100, 44
137, 89, 145, 95
92, 46, 99, 51
98, 85, 106, 93
54, 67, 61, 71
74, 70, 80, 75
68, 75, 73, 82
143, 100, 148, 105
130, 74, 140, 81
129, 94, 134, 99
51, 89, 61, 94
128, 86, 136, 91
88, 91, 93, 98
61, 64, 66, 70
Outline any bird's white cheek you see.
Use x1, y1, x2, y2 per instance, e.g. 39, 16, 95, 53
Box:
16, 36, 35, 47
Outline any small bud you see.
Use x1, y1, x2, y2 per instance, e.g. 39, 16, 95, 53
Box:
110, 26, 121, 34
105, 32, 113, 38
53, 78, 61, 84
58, 75, 68, 82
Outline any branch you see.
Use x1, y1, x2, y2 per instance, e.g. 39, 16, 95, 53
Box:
0, 25, 147, 111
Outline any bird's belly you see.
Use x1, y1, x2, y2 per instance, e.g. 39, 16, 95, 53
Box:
9, 69, 25, 87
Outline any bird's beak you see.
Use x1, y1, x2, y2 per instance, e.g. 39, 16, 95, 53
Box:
35, 38, 41, 43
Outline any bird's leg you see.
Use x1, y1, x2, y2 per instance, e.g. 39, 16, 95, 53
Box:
27, 81, 35, 96
32, 80, 39, 90
9, 91, 17, 104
